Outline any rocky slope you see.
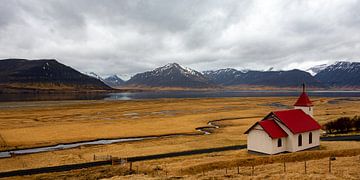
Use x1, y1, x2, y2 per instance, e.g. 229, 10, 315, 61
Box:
126, 63, 215, 88
0, 59, 112, 92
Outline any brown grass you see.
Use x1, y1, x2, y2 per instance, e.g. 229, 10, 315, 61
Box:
14, 148, 360, 180
0, 97, 359, 177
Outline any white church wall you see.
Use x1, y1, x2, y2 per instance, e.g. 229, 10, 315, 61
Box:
292, 130, 320, 152
271, 137, 287, 154
273, 119, 320, 152
274, 120, 295, 152
247, 125, 274, 154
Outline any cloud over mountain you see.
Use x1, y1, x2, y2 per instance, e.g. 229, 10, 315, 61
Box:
0, 0, 359, 77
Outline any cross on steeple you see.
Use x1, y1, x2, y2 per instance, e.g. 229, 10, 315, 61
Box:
302, 83, 305, 93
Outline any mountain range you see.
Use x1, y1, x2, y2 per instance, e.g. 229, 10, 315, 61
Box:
202, 68, 322, 87
124, 61, 360, 88
314, 61, 360, 87
0, 59, 111, 92
1, 58, 359, 92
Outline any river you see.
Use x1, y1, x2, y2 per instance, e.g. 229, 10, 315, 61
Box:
1, 90, 360, 102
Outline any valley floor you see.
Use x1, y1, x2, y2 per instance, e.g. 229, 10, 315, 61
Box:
0, 97, 359, 178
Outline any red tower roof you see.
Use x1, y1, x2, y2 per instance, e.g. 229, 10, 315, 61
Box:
294, 84, 313, 107
294, 92, 313, 107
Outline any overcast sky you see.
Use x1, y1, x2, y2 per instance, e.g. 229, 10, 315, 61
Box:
0, 0, 360, 79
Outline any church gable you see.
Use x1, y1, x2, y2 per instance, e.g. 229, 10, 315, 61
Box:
258, 119, 288, 139
272, 109, 321, 134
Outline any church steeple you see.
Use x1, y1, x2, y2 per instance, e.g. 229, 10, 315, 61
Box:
294, 84, 314, 117
294, 83, 313, 107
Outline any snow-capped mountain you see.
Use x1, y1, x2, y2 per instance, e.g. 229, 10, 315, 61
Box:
203, 68, 322, 87
126, 63, 215, 88
84, 72, 104, 81
0, 59, 111, 90
202, 68, 243, 85
231, 69, 322, 87
104, 75, 125, 87
153, 63, 203, 77
315, 61, 360, 87
306, 64, 329, 76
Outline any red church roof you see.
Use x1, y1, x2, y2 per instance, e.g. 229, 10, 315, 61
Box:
258, 119, 288, 139
272, 109, 321, 134
294, 92, 313, 107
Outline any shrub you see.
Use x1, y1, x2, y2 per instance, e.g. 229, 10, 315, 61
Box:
323, 116, 359, 134
334, 117, 352, 133
323, 121, 335, 134
352, 116, 360, 131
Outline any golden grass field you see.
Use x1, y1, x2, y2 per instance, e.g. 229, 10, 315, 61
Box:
0, 96, 359, 179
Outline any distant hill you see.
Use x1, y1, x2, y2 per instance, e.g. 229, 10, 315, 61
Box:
314, 61, 360, 87
84, 72, 104, 81
202, 68, 243, 85
306, 64, 328, 76
0, 59, 112, 92
203, 69, 323, 87
104, 75, 125, 87
126, 63, 215, 88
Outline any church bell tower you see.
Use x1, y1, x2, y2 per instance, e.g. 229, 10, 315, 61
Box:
294, 84, 314, 117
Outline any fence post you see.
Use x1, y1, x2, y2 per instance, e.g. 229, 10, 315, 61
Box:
283, 161, 286, 173
225, 168, 227, 174
129, 162, 133, 172
237, 166, 240, 174
304, 161, 307, 174
251, 165, 254, 176
329, 158, 331, 173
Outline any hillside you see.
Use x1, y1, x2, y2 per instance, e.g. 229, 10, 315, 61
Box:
0, 59, 112, 92
104, 75, 125, 87
203, 69, 323, 87
126, 63, 215, 88
315, 61, 360, 87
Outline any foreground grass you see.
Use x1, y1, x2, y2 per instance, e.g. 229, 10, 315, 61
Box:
12, 143, 360, 180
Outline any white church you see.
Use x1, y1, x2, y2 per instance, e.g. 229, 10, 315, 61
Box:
245, 84, 321, 154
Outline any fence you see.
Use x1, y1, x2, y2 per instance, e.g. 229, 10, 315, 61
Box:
93, 154, 112, 161
102, 155, 352, 178
179, 155, 358, 178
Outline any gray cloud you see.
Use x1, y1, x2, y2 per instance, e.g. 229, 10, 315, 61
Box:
0, 0, 359, 79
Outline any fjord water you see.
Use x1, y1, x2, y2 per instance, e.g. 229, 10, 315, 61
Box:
1, 90, 360, 102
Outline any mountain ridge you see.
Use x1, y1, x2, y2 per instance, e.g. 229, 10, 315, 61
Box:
125, 63, 215, 88
314, 61, 360, 87
0, 58, 112, 92
1, 59, 360, 91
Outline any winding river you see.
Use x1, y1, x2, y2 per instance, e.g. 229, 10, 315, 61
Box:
0, 118, 231, 158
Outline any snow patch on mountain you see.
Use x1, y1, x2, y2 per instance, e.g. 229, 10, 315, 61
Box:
306, 64, 329, 76
104, 74, 125, 87
84, 72, 104, 81
153, 63, 202, 77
